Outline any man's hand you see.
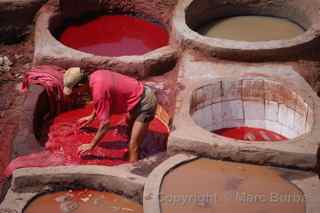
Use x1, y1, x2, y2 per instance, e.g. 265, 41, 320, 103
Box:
77, 115, 94, 128
78, 120, 109, 156
78, 143, 95, 155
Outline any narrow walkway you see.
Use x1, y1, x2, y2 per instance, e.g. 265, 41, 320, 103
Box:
0, 39, 33, 190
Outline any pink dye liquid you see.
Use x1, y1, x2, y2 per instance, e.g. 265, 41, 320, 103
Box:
214, 127, 287, 141
59, 15, 169, 56
3, 103, 168, 177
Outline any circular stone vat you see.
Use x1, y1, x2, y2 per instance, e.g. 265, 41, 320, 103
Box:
190, 79, 314, 141
34, 1, 177, 77
173, 0, 320, 61
198, 16, 304, 42
58, 15, 169, 57
24, 189, 142, 213
160, 158, 305, 213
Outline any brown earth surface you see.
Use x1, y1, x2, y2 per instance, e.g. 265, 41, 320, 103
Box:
0, 37, 34, 190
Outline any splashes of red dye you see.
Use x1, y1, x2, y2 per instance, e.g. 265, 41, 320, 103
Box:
3, 103, 168, 177
59, 15, 169, 56
213, 127, 287, 141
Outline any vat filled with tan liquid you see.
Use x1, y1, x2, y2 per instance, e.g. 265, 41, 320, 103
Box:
198, 16, 305, 41
24, 190, 143, 213
161, 159, 305, 213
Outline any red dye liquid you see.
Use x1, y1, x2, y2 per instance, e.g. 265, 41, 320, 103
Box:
214, 127, 287, 141
3, 103, 168, 177
59, 15, 169, 56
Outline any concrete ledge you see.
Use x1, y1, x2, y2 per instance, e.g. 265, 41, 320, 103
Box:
292, 175, 320, 213
0, 165, 146, 213
12, 85, 45, 159
0, 0, 47, 43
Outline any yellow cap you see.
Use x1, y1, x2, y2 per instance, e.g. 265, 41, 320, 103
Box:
63, 67, 82, 95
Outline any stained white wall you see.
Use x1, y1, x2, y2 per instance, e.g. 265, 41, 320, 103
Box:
191, 80, 313, 139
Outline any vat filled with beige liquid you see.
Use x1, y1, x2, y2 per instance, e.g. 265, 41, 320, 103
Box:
160, 159, 305, 213
198, 16, 304, 41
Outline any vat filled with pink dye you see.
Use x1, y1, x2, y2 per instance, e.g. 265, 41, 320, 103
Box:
57, 15, 169, 57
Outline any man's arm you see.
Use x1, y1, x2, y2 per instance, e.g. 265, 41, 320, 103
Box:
91, 121, 109, 147
78, 120, 109, 154
78, 109, 96, 128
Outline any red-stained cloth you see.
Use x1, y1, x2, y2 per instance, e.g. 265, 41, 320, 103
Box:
21, 65, 65, 114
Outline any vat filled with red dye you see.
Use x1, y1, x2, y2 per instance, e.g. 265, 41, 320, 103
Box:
58, 15, 169, 57
213, 127, 287, 141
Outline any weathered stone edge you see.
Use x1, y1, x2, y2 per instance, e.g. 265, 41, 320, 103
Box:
0, 165, 146, 213
143, 153, 198, 213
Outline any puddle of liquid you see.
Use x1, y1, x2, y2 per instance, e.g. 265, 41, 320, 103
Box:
161, 159, 305, 213
24, 190, 143, 213
213, 127, 287, 141
59, 15, 169, 56
198, 16, 304, 41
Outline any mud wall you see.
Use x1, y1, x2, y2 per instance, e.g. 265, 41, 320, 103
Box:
0, 0, 47, 43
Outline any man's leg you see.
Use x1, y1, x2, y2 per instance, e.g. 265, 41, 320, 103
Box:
128, 86, 157, 162
128, 120, 149, 162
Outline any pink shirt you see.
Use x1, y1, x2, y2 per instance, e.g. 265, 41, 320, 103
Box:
89, 70, 144, 123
